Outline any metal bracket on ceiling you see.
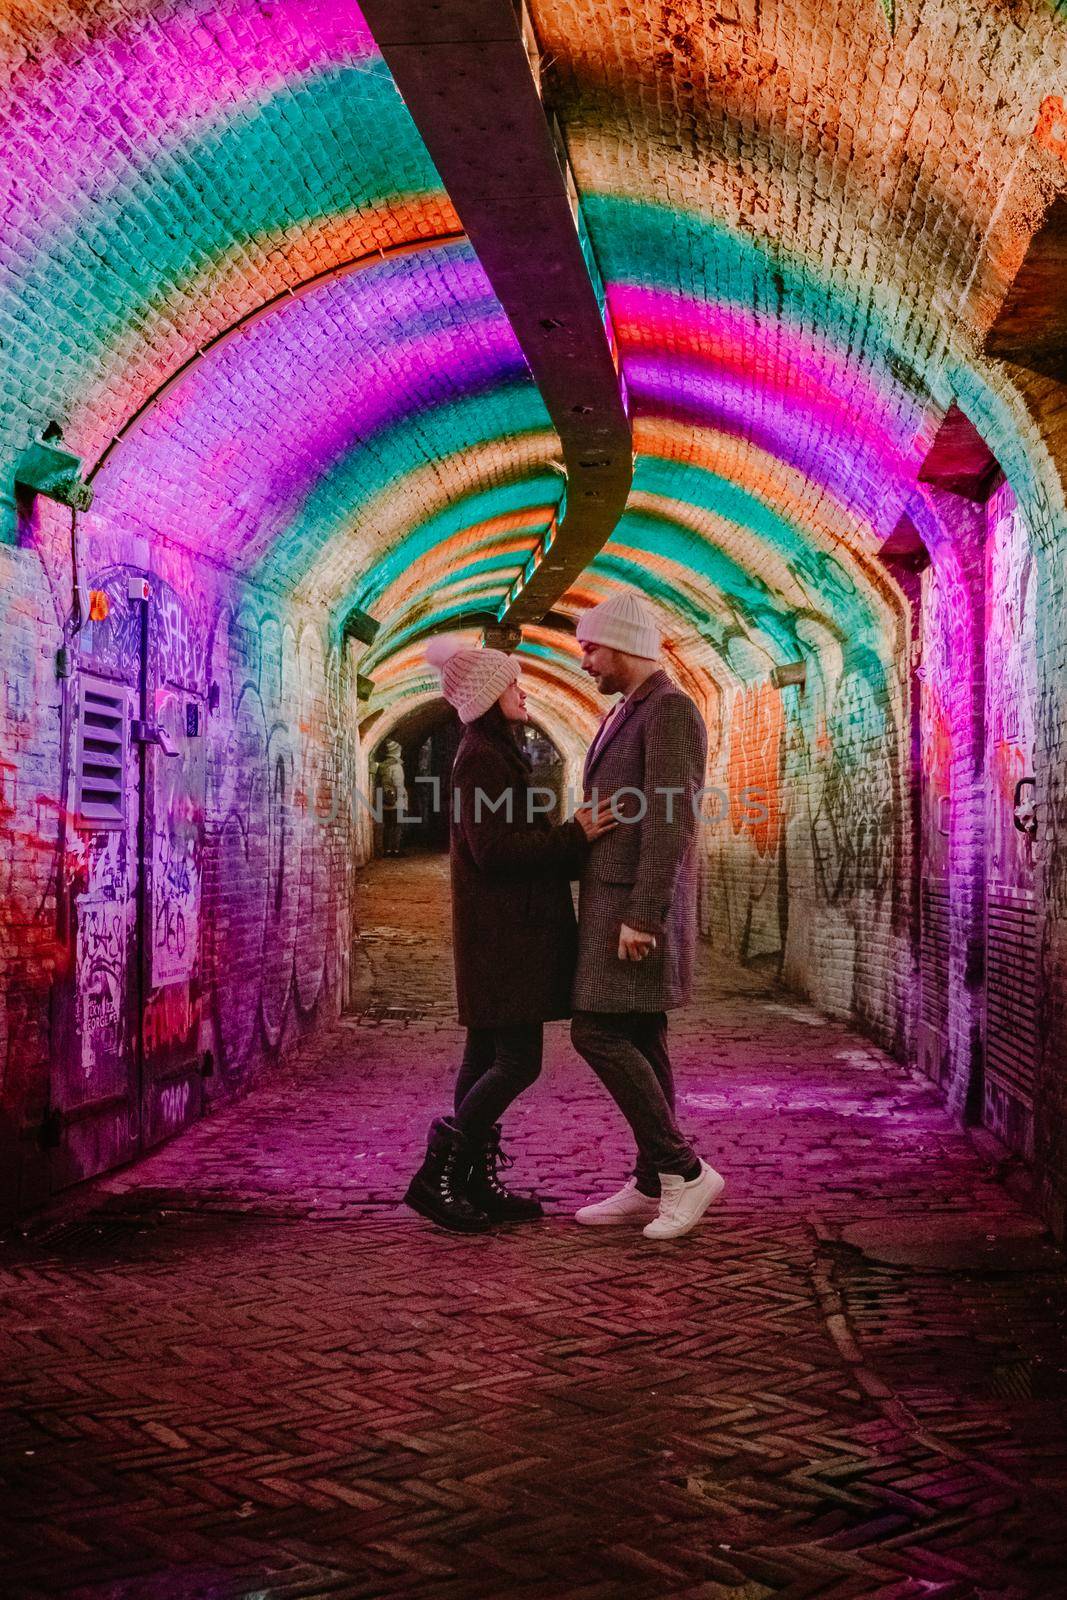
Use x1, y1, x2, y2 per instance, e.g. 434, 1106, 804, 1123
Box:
341, 606, 381, 647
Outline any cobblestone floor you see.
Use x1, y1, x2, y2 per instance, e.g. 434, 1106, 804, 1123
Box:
2, 855, 1066, 1600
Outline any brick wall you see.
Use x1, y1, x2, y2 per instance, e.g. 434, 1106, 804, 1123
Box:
701, 640, 914, 1058
0, 498, 359, 1215
914, 489, 989, 1121
996, 367, 1067, 1238
0, 538, 66, 1211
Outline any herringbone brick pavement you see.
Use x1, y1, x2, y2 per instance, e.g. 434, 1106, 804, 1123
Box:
2, 855, 1065, 1599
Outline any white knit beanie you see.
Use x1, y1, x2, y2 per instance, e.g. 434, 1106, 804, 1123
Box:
425, 636, 520, 724
575, 591, 662, 660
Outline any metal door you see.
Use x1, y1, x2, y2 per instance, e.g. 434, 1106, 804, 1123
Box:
50, 571, 206, 1188
49, 572, 144, 1187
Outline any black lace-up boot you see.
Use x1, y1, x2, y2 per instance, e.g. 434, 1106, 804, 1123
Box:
465, 1124, 544, 1222
404, 1118, 492, 1233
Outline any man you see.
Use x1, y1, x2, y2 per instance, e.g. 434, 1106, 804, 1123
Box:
570, 590, 725, 1240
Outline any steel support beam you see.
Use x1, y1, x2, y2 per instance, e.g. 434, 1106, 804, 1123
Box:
358, 0, 632, 628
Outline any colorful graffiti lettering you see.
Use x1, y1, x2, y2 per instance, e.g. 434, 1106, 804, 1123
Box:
1035, 95, 1067, 164
727, 684, 783, 858
142, 984, 200, 1056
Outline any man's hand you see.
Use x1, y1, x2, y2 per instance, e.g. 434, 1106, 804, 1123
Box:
618, 923, 657, 962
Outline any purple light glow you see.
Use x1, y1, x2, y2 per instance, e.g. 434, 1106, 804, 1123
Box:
93, 248, 535, 568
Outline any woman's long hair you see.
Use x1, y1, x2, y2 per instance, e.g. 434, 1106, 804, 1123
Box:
471, 700, 531, 771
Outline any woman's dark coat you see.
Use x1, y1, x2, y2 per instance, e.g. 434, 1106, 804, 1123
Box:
448, 719, 587, 1028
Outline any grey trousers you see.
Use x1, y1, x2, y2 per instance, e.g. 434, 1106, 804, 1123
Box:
571, 1011, 699, 1189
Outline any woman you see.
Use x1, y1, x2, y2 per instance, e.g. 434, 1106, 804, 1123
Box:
404, 637, 615, 1232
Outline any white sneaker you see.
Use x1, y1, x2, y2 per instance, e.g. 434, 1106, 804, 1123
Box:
574, 1177, 661, 1226
642, 1161, 725, 1240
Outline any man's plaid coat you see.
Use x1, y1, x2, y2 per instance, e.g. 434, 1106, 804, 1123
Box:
572, 670, 708, 1014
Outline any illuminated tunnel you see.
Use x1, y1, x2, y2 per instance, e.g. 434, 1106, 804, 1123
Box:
1, 0, 1066, 1238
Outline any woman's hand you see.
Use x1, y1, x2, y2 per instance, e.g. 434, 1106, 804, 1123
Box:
574, 798, 619, 842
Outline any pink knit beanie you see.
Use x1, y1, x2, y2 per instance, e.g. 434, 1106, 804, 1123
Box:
425, 636, 520, 724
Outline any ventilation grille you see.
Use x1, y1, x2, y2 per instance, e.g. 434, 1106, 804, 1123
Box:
75, 676, 127, 829
985, 889, 1038, 1106
920, 880, 951, 1031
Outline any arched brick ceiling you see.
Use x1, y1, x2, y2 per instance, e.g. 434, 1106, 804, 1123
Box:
1, 2, 454, 463
92, 242, 562, 622
1, 0, 1062, 730
532, 0, 1062, 665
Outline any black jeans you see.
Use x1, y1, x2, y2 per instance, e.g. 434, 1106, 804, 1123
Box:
571, 1011, 698, 1190
453, 1023, 543, 1144
382, 811, 402, 855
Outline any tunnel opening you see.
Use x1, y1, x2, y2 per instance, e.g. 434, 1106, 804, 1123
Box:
364, 696, 569, 860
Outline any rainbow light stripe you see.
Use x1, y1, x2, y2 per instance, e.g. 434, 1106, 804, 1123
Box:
0, 0, 1055, 740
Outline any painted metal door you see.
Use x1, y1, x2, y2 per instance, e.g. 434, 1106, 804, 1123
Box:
983, 483, 1038, 1156
50, 571, 144, 1188
50, 571, 206, 1189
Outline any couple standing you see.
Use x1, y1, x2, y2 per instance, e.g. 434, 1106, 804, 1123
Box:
403, 591, 724, 1242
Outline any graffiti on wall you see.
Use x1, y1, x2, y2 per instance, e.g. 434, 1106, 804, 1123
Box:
707, 630, 903, 988
205, 603, 349, 1077
76, 897, 125, 1082
920, 559, 970, 883
159, 1079, 191, 1128
148, 580, 208, 995
986, 483, 1037, 892
152, 824, 194, 984
142, 981, 200, 1055
156, 585, 203, 696
706, 682, 785, 961
1044, 680, 1067, 928
0, 594, 67, 1104
150, 691, 205, 987
809, 652, 898, 906
727, 683, 782, 856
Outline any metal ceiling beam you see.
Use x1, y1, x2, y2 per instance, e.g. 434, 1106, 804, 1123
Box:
358, 0, 632, 628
